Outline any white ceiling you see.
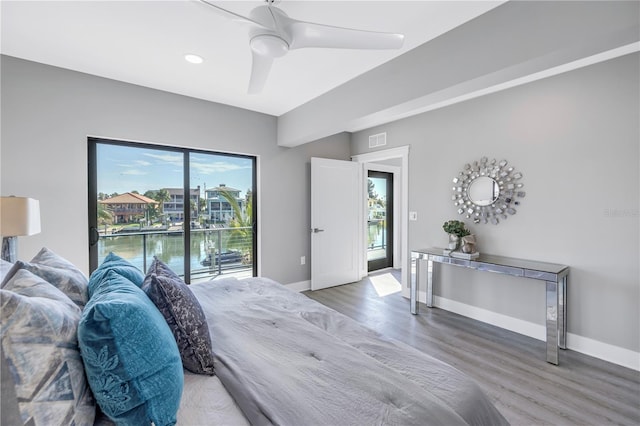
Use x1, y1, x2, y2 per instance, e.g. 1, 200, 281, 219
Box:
1, 0, 504, 116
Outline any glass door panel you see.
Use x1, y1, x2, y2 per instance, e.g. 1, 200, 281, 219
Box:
188, 152, 255, 282
92, 142, 185, 275
367, 171, 393, 272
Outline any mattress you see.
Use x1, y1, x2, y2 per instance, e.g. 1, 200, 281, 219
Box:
177, 372, 249, 426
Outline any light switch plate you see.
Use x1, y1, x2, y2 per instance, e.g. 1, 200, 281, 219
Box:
409, 211, 418, 221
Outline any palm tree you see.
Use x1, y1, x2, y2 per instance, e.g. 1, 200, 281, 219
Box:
146, 203, 159, 224
199, 198, 207, 225
219, 189, 253, 264
190, 200, 198, 220
154, 189, 170, 213
97, 202, 113, 224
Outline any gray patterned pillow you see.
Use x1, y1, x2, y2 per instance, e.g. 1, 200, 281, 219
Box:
0, 259, 12, 282
0, 247, 89, 308
146, 255, 182, 280
1, 269, 95, 425
143, 258, 215, 375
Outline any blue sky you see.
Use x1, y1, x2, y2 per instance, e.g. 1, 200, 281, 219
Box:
97, 144, 253, 197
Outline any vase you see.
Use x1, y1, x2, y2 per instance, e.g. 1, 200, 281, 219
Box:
448, 234, 460, 250
461, 234, 477, 254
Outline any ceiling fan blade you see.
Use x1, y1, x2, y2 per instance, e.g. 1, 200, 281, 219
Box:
248, 52, 274, 94
286, 20, 404, 50
198, 0, 272, 31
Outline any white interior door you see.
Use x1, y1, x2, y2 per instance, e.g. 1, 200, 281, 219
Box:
311, 157, 361, 290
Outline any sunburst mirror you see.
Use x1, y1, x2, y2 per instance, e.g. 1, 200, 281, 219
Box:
451, 157, 525, 225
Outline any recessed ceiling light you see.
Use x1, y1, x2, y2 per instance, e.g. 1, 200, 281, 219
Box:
184, 54, 204, 64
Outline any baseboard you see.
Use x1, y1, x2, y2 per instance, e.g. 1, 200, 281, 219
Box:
417, 292, 640, 371
433, 295, 546, 341
285, 280, 311, 292
566, 333, 640, 372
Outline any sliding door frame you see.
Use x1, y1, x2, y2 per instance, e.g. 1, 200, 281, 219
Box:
88, 137, 257, 282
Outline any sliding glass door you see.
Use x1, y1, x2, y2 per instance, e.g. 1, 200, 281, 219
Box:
88, 138, 256, 283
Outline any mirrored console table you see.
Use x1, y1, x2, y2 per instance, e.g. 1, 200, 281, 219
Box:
410, 248, 569, 365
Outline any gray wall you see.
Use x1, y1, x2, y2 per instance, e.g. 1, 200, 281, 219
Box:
2, 52, 638, 358
351, 53, 639, 353
0, 55, 351, 285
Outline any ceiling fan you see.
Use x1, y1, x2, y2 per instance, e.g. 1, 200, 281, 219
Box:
198, 0, 405, 94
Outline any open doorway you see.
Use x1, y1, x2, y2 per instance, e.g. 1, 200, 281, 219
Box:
367, 170, 393, 272
353, 146, 409, 297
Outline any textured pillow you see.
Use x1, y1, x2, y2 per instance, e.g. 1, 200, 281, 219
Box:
88, 252, 145, 296
146, 256, 182, 281
143, 257, 215, 375
0, 258, 12, 282
1, 268, 95, 425
79, 269, 183, 426
1, 247, 89, 308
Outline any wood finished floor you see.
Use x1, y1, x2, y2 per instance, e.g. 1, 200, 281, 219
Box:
303, 270, 640, 426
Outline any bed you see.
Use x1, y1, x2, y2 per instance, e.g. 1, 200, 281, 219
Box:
189, 276, 508, 426
1, 250, 508, 425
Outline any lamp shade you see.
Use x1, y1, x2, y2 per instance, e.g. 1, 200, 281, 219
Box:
0, 197, 41, 237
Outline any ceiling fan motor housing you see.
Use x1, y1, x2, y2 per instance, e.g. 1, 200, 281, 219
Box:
250, 34, 289, 57
248, 5, 293, 58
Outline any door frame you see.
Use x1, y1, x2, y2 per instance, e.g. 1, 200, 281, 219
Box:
352, 146, 410, 297
365, 166, 399, 272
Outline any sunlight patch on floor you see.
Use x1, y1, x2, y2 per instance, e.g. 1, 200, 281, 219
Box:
368, 272, 402, 297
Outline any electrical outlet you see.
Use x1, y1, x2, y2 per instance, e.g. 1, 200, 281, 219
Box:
409, 211, 418, 221
300, 256, 306, 265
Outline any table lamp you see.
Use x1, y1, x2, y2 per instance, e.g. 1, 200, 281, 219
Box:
0, 196, 41, 263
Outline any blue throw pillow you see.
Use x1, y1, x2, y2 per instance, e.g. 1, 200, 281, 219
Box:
88, 252, 144, 297
78, 269, 183, 426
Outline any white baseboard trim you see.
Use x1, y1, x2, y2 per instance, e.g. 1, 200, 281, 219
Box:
566, 333, 640, 372
422, 292, 640, 371
433, 295, 546, 341
285, 280, 311, 292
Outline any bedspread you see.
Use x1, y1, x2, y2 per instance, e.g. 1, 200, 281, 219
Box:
190, 277, 508, 426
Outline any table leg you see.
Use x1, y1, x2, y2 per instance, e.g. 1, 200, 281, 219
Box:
426, 258, 434, 308
410, 254, 418, 314
546, 281, 559, 365
558, 275, 568, 350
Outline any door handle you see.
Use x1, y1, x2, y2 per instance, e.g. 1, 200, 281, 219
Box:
312, 228, 325, 233
89, 227, 100, 246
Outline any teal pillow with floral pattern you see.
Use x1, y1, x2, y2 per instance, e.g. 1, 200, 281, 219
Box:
88, 252, 144, 296
78, 269, 183, 426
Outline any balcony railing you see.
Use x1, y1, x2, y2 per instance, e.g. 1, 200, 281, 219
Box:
97, 226, 253, 282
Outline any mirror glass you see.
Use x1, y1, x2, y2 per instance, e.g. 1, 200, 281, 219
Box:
468, 176, 499, 206
450, 157, 525, 225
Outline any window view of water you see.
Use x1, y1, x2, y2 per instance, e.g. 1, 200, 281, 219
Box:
98, 228, 252, 280
90, 139, 256, 281
368, 221, 387, 250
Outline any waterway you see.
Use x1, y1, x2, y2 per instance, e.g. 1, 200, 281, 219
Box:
97, 229, 250, 279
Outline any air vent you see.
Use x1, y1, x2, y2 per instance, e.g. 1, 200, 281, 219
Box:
368, 132, 387, 148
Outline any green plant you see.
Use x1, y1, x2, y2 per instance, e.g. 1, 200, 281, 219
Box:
442, 220, 471, 238
219, 189, 253, 264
